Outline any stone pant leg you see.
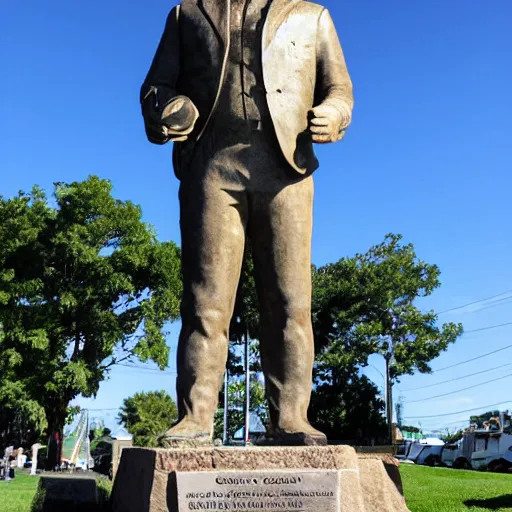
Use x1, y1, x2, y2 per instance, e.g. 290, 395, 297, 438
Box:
250, 173, 323, 439
174, 150, 248, 436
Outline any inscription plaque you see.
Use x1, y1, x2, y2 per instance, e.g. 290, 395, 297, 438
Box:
176, 470, 340, 512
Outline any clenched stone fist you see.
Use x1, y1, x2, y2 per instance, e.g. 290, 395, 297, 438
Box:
308, 103, 351, 144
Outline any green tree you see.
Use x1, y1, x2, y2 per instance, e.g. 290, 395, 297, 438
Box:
441, 429, 464, 444
88, 419, 112, 451
214, 375, 268, 442
309, 370, 387, 444
400, 425, 421, 434
118, 390, 178, 447
0, 379, 47, 449
313, 234, 464, 376
66, 405, 81, 426
312, 234, 463, 440
0, 177, 182, 466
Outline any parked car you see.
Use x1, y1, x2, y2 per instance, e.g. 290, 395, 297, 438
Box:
395, 440, 413, 461
404, 438, 445, 466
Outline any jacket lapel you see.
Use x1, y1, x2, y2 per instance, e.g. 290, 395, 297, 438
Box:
188, 0, 298, 53
262, 0, 299, 51
196, 0, 229, 48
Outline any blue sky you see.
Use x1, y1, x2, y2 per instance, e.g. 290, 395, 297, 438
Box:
2, 0, 512, 434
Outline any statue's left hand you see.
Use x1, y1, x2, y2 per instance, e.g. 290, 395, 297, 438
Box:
308, 104, 346, 144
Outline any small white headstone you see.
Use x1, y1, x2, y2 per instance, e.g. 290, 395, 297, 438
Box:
3, 447, 14, 481
30, 443, 43, 476
17, 454, 27, 468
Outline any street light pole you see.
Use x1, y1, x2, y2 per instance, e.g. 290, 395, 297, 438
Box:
223, 370, 229, 445
244, 329, 250, 445
385, 353, 393, 445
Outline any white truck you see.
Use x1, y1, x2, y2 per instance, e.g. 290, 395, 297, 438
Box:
441, 410, 512, 472
440, 437, 472, 470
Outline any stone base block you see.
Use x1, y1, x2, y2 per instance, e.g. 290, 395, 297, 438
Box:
111, 446, 410, 512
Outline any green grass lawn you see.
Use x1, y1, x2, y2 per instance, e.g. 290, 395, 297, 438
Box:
0, 473, 41, 512
401, 464, 512, 512
0, 471, 112, 512
2, 466, 511, 511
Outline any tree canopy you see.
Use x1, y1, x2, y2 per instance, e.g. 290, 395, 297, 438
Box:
309, 372, 387, 444
118, 390, 178, 447
312, 234, 463, 380
0, 176, 182, 464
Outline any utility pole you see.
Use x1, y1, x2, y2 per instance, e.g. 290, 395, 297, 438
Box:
85, 409, 91, 470
244, 329, 250, 445
223, 371, 229, 445
385, 353, 393, 445
395, 397, 403, 427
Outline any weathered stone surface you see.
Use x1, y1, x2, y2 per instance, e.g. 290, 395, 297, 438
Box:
155, 448, 215, 472
212, 446, 359, 472
140, 0, 354, 448
358, 458, 408, 512
356, 453, 403, 495
111, 446, 410, 512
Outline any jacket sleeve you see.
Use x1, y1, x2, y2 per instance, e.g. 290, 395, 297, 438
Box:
315, 9, 354, 134
140, 6, 182, 144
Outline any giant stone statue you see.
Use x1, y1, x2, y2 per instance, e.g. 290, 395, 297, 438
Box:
140, 0, 353, 447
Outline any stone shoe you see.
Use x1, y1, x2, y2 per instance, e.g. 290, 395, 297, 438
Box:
255, 424, 327, 446
158, 417, 212, 449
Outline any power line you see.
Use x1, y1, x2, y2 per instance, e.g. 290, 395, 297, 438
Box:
464, 321, 512, 334
403, 401, 511, 419
117, 363, 177, 375
438, 290, 512, 315
404, 373, 512, 404
419, 418, 470, 428
472, 296, 512, 313
438, 341, 512, 371
434, 342, 512, 372
401, 363, 512, 392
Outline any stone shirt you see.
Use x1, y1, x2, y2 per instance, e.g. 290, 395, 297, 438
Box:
215, 0, 272, 126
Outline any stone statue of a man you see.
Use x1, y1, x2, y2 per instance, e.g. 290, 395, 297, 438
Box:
141, 0, 353, 446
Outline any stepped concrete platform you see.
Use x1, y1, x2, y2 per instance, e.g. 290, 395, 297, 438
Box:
111, 445, 410, 512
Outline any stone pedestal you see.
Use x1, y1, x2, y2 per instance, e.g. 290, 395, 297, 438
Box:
111, 446, 409, 512
112, 438, 134, 480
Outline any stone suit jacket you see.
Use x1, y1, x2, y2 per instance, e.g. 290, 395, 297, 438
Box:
141, 0, 354, 178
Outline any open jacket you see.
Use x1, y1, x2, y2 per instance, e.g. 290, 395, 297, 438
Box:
141, 0, 354, 178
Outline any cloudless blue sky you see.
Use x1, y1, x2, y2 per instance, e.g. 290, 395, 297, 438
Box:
2, 0, 512, 434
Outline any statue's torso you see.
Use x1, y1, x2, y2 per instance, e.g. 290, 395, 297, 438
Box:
174, 0, 324, 174
215, 0, 272, 126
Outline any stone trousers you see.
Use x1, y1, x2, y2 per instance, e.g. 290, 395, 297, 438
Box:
176, 122, 315, 435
